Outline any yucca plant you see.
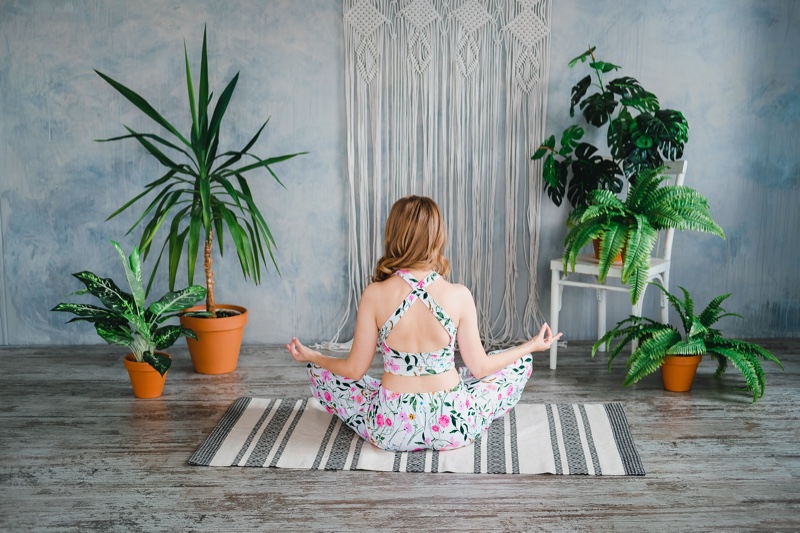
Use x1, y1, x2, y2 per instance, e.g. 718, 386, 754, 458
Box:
51, 241, 207, 375
532, 46, 689, 209
96, 27, 304, 317
592, 282, 783, 402
563, 166, 725, 303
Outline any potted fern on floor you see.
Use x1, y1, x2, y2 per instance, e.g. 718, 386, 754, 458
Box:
96, 27, 305, 374
52, 241, 206, 398
592, 282, 783, 401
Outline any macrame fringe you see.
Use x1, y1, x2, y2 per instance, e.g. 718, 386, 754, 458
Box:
324, 0, 551, 351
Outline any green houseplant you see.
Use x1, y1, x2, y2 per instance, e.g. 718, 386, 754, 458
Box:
563, 166, 725, 304
592, 282, 783, 402
95, 27, 304, 373
532, 46, 689, 209
52, 241, 206, 397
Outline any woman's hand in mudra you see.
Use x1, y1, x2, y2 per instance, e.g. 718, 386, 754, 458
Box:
526, 323, 562, 353
286, 337, 319, 363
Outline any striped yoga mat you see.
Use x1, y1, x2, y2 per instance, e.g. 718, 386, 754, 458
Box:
190, 397, 645, 475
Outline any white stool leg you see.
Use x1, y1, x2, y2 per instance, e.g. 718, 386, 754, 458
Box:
631, 293, 645, 352
550, 267, 560, 370
596, 288, 607, 352
661, 271, 671, 324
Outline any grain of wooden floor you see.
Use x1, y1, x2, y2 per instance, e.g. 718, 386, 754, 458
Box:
1, 340, 798, 532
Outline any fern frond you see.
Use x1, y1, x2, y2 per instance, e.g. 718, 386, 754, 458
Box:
666, 337, 707, 355
627, 261, 650, 304
624, 328, 682, 385
620, 215, 657, 283
678, 286, 694, 326
588, 188, 625, 209
708, 346, 763, 401
697, 292, 732, 327
711, 336, 783, 369
687, 317, 709, 339
563, 222, 605, 272
625, 168, 668, 210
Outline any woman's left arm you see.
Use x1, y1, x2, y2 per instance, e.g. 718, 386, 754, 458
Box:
286, 284, 380, 380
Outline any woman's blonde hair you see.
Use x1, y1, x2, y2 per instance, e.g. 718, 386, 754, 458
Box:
372, 195, 451, 282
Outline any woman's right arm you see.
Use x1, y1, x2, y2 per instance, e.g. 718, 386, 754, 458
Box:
286, 284, 381, 380
455, 286, 561, 379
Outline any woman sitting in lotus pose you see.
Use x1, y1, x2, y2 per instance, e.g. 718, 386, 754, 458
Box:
286, 195, 561, 451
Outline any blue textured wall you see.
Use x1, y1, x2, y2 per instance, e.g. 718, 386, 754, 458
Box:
1, 0, 798, 346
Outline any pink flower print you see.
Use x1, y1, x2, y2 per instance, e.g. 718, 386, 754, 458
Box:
403, 422, 413, 433
325, 405, 334, 414
355, 394, 364, 404
497, 393, 503, 400
438, 415, 450, 427
324, 391, 332, 402
507, 385, 515, 397
320, 370, 332, 382
387, 359, 400, 373
417, 280, 425, 289
338, 407, 347, 416
432, 424, 440, 433
382, 342, 390, 354
376, 413, 385, 427
386, 418, 393, 427
425, 437, 431, 446
399, 412, 409, 421
526, 367, 532, 378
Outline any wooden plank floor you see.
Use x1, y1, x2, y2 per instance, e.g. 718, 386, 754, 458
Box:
1, 340, 798, 532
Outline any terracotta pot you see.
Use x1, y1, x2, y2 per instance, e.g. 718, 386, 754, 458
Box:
124, 353, 169, 398
592, 238, 624, 264
660, 354, 702, 392
180, 304, 248, 374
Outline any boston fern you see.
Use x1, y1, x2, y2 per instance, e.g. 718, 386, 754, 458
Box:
563, 166, 724, 303
532, 46, 689, 209
592, 282, 782, 402
52, 241, 206, 375
96, 27, 304, 316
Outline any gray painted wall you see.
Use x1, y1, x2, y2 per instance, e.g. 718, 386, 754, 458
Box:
1, 0, 798, 347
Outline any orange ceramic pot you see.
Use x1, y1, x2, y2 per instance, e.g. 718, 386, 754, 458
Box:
180, 304, 248, 374
660, 354, 702, 392
592, 238, 624, 264
124, 353, 169, 398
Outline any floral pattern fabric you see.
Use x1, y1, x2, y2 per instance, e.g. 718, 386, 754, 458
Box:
307, 353, 534, 451
378, 270, 457, 376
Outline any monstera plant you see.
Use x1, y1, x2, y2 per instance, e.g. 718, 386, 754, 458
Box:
592, 282, 783, 402
532, 46, 689, 209
95, 27, 305, 373
562, 166, 724, 304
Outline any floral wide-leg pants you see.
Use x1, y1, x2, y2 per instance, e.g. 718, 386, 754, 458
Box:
306, 352, 533, 452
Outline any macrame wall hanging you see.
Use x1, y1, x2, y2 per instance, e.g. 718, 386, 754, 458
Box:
327, 0, 551, 348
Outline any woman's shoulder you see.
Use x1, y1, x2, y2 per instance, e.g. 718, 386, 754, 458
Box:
363, 275, 404, 298
433, 277, 473, 302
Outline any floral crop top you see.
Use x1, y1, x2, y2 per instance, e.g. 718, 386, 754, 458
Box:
377, 270, 457, 376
